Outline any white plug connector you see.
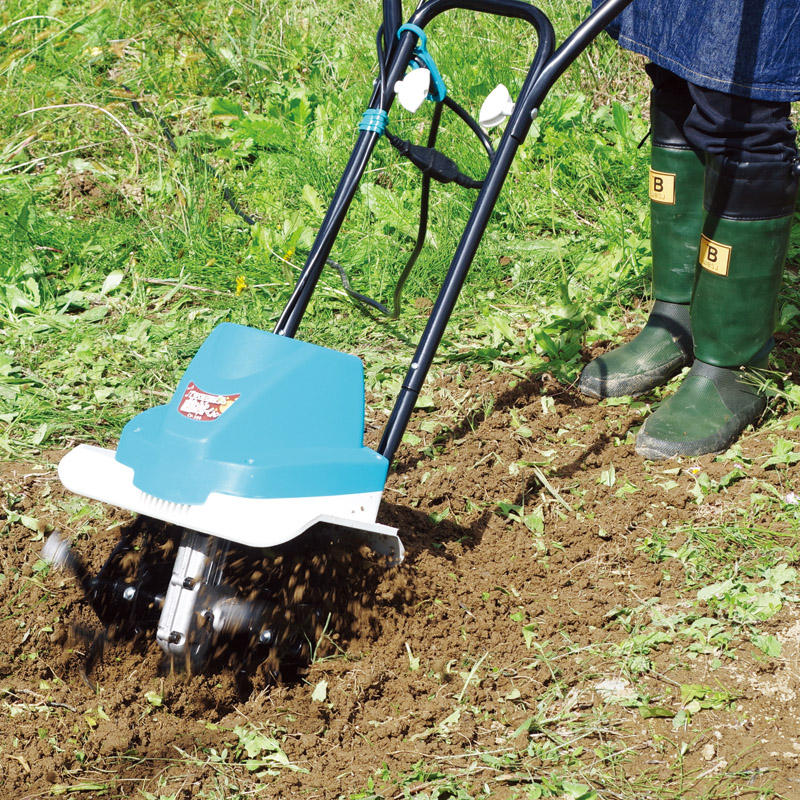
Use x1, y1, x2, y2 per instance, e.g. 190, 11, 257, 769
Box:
394, 68, 431, 114
479, 84, 515, 129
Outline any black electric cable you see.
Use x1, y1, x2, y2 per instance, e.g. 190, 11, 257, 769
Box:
385, 130, 483, 188
391, 99, 442, 319
376, 24, 388, 99
325, 259, 391, 314
443, 95, 494, 159
119, 27, 495, 319
373, 31, 496, 317
122, 85, 257, 226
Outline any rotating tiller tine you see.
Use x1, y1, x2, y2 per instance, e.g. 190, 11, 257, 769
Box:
156, 530, 275, 668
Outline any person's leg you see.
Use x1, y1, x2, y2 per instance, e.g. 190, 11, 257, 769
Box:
636, 85, 799, 459
579, 64, 703, 398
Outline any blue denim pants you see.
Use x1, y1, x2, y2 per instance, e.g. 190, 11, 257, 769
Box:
594, 0, 800, 103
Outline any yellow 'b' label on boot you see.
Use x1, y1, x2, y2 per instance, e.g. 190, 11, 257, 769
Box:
699, 234, 732, 276
649, 168, 676, 204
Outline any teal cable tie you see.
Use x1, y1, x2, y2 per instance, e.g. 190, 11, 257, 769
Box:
396, 23, 446, 102
397, 23, 427, 48
359, 108, 389, 136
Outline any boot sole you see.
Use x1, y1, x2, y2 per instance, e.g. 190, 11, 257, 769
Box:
578, 354, 691, 400
635, 402, 766, 460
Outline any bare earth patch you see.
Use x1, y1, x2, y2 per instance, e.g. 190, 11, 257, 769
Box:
1, 367, 799, 798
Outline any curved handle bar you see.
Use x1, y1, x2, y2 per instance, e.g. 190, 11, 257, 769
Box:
403, 0, 556, 107
410, 0, 554, 37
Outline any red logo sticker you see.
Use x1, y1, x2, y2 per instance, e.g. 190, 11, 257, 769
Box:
178, 381, 240, 421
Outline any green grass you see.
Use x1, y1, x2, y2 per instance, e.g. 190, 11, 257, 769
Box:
1, 0, 655, 457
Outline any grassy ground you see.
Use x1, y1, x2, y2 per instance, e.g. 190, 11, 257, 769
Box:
2, 1, 800, 798
0, 0, 656, 455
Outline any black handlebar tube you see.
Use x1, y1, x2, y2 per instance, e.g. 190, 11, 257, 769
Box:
275, 0, 554, 338
511, 0, 637, 142
382, 0, 403, 60
377, 0, 635, 462
272, 0, 635, 460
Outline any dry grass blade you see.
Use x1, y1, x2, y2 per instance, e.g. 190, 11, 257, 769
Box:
16, 103, 140, 176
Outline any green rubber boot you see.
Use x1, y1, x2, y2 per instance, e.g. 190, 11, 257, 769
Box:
636, 156, 800, 460
578, 91, 704, 399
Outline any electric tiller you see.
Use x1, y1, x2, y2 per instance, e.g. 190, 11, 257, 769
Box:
46, 0, 634, 674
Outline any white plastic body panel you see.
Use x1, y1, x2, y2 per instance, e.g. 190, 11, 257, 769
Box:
59, 445, 403, 564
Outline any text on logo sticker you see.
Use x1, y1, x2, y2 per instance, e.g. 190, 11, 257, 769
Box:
178, 381, 240, 421
649, 168, 676, 205
699, 234, 731, 276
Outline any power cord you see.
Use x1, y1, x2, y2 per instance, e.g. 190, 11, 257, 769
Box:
122, 85, 257, 226
119, 31, 495, 319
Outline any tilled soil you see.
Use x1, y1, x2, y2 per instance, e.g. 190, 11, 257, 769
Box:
1, 365, 800, 799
